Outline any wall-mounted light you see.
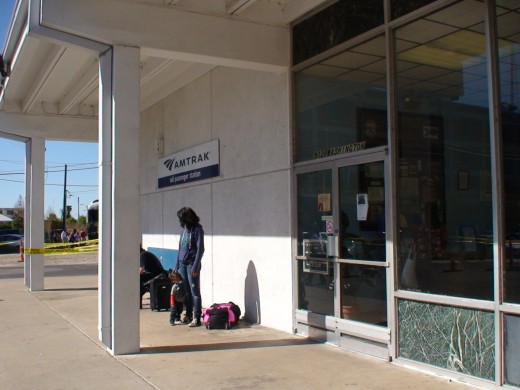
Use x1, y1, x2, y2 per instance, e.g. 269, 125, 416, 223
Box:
155, 139, 164, 155
0, 54, 10, 77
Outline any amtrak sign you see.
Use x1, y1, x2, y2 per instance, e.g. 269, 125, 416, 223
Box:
158, 140, 220, 188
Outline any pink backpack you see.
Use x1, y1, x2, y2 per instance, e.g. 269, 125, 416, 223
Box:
203, 302, 241, 329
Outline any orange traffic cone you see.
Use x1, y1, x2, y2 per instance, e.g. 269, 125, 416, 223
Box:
18, 240, 24, 262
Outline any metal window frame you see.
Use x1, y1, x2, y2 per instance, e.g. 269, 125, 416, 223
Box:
290, 0, 518, 387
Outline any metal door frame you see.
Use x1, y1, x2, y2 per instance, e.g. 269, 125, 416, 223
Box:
293, 146, 394, 358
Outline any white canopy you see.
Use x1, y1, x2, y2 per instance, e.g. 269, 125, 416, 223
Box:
0, 214, 13, 222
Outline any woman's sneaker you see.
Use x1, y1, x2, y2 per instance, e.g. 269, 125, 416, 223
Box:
188, 319, 201, 327
174, 320, 183, 325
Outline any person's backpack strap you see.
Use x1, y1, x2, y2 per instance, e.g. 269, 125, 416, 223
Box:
143, 272, 167, 287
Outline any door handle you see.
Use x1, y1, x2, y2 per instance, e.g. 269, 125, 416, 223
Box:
327, 235, 337, 257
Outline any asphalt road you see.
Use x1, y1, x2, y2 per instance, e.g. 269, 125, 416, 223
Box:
0, 251, 98, 280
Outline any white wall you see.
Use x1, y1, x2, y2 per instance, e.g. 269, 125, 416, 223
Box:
140, 66, 292, 331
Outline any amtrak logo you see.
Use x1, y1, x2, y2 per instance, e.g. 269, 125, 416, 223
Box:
164, 158, 175, 170
158, 140, 219, 188
163, 152, 210, 171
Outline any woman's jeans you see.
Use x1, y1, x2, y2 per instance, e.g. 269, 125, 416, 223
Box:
178, 262, 201, 320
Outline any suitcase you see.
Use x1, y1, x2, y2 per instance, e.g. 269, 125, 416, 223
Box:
203, 302, 241, 329
149, 275, 171, 311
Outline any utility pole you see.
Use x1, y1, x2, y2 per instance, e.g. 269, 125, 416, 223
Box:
62, 164, 67, 231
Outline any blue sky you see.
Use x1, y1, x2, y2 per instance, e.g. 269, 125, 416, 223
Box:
1, 0, 98, 218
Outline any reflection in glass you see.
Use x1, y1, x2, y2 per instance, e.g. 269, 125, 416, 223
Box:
391, 0, 436, 20
398, 300, 495, 380
497, 2, 520, 304
339, 162, 386, 261
340, 264, 387, 326
298, 260, 334, 315
395, 1, 494, 300
294, 35, 387, 162
505, 314, 520, 387
292, 0, 384, 65
297, 171, 334, 314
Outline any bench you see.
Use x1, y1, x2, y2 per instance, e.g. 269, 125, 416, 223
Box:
140, 247, 178, 309
146, 247, 178, 271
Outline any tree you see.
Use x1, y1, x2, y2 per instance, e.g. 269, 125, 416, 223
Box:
47, 213, 59, 222
78, 215, 87, 225
14, 195, 24, 209
12, 195, 24, 231
46, 206, 59, 220
12, 216, 23, 231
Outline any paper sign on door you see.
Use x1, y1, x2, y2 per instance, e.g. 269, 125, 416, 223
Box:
357, 193, 368, 221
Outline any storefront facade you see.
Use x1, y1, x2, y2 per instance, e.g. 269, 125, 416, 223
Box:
1, 0, 518, 387
291, 0, 519, 387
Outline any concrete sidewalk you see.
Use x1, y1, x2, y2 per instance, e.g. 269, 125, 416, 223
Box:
0, 253, 477, 390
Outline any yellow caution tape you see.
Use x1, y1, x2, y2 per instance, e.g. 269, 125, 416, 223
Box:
24, 248, 46, 254
44, 239, 99, 248
23, 240, 99, 255
0, 241, 21, 247
450, 235, 520, 245
24, 246, 98, 255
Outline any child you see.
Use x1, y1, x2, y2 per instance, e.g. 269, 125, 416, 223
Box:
169, 270, 187, 326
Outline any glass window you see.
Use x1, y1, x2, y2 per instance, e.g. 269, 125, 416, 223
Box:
395, 1, 494, 300
398, 300, 495, 381
292, 0, 384, 65
338, 161, 387, 326
497, 1, 520, 304
505, 314, 520, 387
391, 0, 436, 20
340, 263, 387, 326
339, 162, 386, 261
294, 35, 387, 163
297, 170, 334, 315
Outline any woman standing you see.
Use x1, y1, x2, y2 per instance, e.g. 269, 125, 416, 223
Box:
174, 207, 205, 327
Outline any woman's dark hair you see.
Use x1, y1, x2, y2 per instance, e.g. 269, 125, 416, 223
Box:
177, 207, 200, 228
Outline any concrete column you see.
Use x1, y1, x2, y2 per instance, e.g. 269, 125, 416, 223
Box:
23, 140, 32, 288
25, 137, 45, 291
98, 45, 141, 355
98, 49, 113, 349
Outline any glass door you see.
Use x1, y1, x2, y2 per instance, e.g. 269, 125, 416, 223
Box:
337, 161, 387, 327
295, 153, 388, 329
296, 169, 334, 316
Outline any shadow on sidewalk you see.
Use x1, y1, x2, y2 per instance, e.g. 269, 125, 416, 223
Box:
139, 337, 321, 354
43, 287, 98, 291
0, 264, 98, 279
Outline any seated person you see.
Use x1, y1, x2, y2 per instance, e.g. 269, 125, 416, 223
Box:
140, 244, 165, 307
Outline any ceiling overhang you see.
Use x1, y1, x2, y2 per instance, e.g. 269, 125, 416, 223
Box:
0, 111, 97, 141
0, 0, 329, 142
41, 0, 290, 72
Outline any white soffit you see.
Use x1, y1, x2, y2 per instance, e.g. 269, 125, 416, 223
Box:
0, 112, 97, 141
41, 0, 290, 71
1, 0, 333, 132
